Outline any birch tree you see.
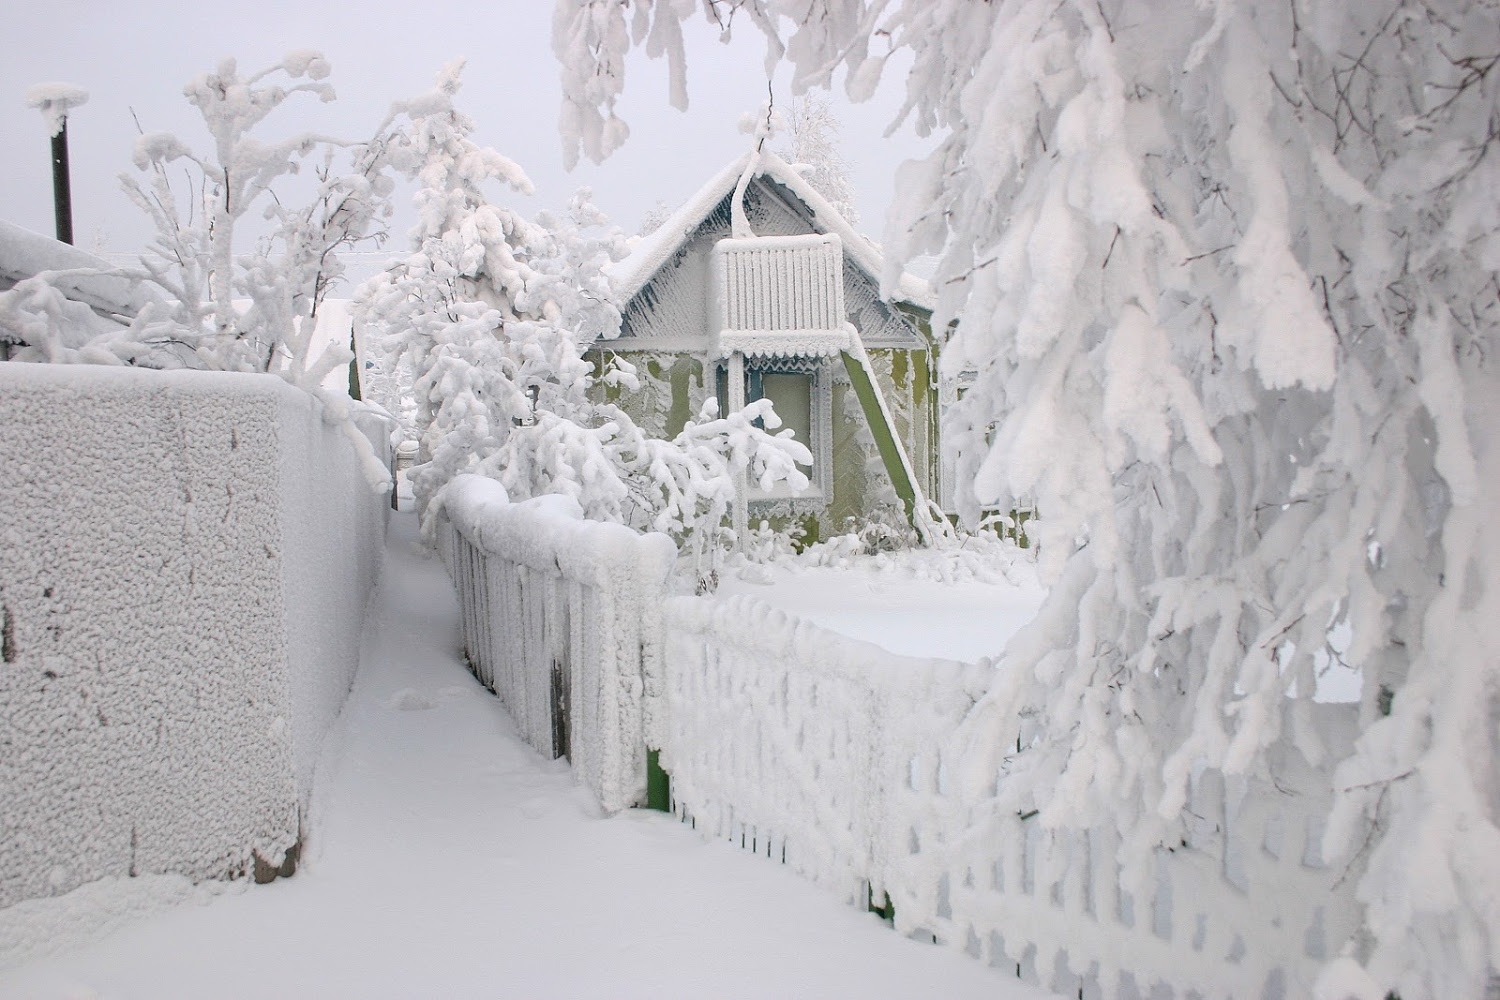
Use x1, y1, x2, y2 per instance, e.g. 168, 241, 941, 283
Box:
779, 92, 858, 225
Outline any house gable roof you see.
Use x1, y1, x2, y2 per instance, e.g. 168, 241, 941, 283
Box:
608, 151, 934, 314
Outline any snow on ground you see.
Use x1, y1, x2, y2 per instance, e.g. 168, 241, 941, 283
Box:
718, 536, 1364, 704
720, 542, 1048, 663
0, 513, 1056, 1000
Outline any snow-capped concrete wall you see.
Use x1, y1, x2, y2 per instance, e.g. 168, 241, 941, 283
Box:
0, 364, 387, 908
278, 393, 390, 803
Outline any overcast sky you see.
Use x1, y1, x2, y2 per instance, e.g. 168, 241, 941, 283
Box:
2, 0, 933, 276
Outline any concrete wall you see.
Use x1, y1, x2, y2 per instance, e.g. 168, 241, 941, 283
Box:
0, 364, 387, 907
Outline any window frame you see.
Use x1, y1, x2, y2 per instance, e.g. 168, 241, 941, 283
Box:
716, 355, 832, 505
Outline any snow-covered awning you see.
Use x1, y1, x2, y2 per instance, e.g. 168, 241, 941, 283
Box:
711, 233, 852, 359
715, 329, 852, 359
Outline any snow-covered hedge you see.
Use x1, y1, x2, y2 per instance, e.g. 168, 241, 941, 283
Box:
436, 475, 676, 812
0, 364, 388, 908
661, 594, 1366, 1000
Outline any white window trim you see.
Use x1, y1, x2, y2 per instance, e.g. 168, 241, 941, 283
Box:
718, 356, 834, 510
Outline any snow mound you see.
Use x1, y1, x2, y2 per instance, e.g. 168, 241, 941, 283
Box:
720, 532, 1047, 663
0, 875, 237, 971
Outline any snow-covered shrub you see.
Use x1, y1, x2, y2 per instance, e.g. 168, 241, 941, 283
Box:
792, 513, 1030, 586
977, 504, 1035, 549
556, 3, 1500, 996
737, 518, 807, 565
358, 64, 811, 582
847, 508, 919, 555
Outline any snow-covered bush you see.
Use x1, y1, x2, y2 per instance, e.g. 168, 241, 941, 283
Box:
555, 3, 1500, 996
787, 513, 1029, 586
736, 518, 807, 564
845, 508, 919, 555
358, 64, 811, 581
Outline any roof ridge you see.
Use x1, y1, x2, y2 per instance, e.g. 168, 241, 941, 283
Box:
608, 151, 933, 311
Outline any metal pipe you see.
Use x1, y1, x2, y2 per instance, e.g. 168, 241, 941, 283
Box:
50, 119, 73, 245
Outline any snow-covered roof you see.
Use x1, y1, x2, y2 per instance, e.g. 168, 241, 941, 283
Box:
0, 220, 158, 321
608, 151, 935, 313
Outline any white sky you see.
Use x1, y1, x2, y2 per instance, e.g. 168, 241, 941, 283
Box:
1, 0, 934, 281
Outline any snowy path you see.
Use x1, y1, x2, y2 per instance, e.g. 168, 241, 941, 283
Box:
1, 514, 1055, 1000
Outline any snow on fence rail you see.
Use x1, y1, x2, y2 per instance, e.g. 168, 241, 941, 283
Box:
436, 475, 676, 813
660, 593, 1367, 1000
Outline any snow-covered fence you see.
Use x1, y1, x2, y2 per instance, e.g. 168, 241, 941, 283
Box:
0, 364, 388, 909
660, 595, 988, 891
660, 593, 1366, 999
436, 476, 676, 813
434, 483, 1366, 996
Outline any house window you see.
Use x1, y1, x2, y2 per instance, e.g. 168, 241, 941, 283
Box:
754, 372, 812, 451
717, 359, 825, 501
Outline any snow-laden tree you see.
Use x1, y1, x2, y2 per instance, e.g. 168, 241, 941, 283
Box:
4, 53, 400, 379
358, 63, 810, 580
123, 52, 401, 382
778, 92, 858, 225
358, 349, 419, 443
354, 60, 554, 504
554, 2, 1500, 996
636, 199, 674, 236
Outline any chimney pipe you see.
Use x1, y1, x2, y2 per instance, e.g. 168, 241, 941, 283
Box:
51, 119, 74, 245
25, 84, 89, 246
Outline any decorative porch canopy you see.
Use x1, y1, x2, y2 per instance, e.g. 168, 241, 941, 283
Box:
710, 232, 853, 359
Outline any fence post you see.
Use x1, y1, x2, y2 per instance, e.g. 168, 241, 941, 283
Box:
646, 748, 670, 811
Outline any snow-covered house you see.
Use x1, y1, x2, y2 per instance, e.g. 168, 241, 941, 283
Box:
593, 152, 940, 544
